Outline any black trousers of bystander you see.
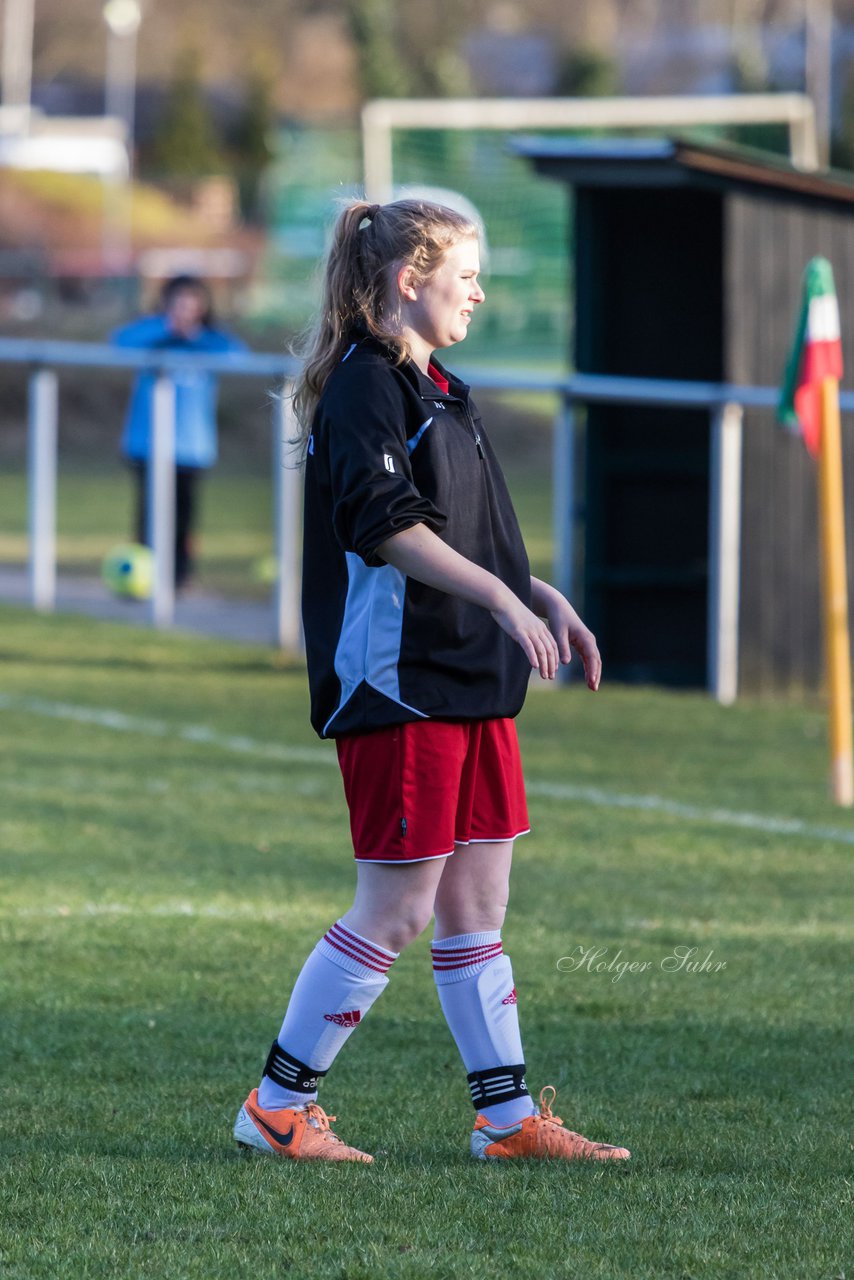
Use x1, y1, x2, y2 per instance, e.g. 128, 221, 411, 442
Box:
131, 462, 201, 588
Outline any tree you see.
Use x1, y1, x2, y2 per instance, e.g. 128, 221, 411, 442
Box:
232, 55, 277, 222
556, 47, 618, 98
831, 71, 854, 171
344, 0, 414, 99
150, 46, 226, 180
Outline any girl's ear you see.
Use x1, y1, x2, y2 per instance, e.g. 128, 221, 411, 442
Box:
396, 264, 418, 302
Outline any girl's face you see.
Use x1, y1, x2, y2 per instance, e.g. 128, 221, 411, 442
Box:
167, 287, 207, 337
398, 238, 485, 361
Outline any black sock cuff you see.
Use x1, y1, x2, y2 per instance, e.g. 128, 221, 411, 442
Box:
263, 1041, 327, 1094
467, 1063, 529, 1111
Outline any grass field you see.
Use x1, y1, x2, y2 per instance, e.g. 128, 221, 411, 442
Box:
0, 468, 276, 601
1, 605, 852, 1280
0, 429, 554, 600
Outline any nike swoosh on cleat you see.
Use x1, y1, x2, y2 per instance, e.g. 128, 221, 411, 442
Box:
481, 1123, 523, 1140
252, 1113, 296, 1147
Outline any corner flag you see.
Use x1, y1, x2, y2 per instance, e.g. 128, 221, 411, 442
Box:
779, 257, 853, 805
778, 257, 844, 457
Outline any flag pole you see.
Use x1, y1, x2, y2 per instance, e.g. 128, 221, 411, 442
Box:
817, 374, 854, 806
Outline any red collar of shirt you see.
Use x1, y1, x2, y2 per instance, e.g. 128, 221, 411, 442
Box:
427, 362, 450, 395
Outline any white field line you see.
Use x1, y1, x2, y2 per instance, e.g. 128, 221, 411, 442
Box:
528, 779, 854, 844
7, 901, 849, 936
9, 900, 309, 921
0, 693, 330, 768
3, 692, 854, 848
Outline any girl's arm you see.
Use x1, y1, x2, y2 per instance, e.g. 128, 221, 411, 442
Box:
530, 576, 601, 691
376, 524, 560, 680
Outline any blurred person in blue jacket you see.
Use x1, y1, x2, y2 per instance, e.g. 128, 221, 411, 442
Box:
112, 274, 247, 588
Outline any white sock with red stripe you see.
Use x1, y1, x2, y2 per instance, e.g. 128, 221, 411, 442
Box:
257, 919, 398, 1111
432, 930, 537, 1127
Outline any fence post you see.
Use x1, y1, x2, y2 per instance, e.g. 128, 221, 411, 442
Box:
149, 375, 175, 628
273, 388, 303, 652
27, 367, 58, 613
552, 393, 576, 683
707, 401, 743, 704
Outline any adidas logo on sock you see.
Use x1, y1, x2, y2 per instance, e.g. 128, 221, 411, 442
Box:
501, 987, 517, 1005
323, 1009, 362, 1027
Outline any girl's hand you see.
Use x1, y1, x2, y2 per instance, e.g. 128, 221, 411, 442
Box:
490, 596, 560, 680
374, 528, 573, 683
549, 599, 601, 691
530, 578, 602, 691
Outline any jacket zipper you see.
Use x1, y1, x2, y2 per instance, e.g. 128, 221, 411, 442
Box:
423, 392, 485, 460
464, 403, 486, 460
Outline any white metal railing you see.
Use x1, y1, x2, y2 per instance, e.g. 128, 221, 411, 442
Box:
3, 339, 302, 649
4, 337, 851, 699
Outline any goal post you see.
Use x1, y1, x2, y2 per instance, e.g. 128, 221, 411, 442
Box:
362, 93, 819, 201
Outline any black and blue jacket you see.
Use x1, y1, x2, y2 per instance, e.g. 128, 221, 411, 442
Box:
302, 335, 532, 739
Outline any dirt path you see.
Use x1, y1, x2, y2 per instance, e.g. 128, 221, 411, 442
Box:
0, 566, 282, 648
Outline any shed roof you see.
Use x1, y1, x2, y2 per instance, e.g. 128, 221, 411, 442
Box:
513, 136, 854, 212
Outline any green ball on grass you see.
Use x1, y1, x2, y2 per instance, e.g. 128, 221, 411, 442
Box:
102, 543, 154, 599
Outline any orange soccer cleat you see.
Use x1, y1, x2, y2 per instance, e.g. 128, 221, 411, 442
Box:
470, 1086, 631, 1162
234, 1089, 373, 1163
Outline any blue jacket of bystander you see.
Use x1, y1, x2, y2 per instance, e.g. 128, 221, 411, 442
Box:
111, 315, 246, 468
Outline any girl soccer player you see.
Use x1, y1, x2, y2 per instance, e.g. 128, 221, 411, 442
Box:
234, 199, 631, 1164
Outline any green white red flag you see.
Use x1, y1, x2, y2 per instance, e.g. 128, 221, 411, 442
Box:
778, 257, 844, 458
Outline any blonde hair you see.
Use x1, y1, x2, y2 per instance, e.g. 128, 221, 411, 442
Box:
291, 197, 479, 444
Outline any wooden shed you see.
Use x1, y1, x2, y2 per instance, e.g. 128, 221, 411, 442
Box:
516, 137, 854, 697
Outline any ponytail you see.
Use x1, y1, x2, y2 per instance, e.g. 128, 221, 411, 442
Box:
291, 197, 478, 450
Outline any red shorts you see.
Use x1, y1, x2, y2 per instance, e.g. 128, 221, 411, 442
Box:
335, 718, 530, 863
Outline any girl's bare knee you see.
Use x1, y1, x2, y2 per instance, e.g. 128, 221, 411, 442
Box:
434, 894, 508, 938
344, 891, 436, 954
383, 899, 435, 951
